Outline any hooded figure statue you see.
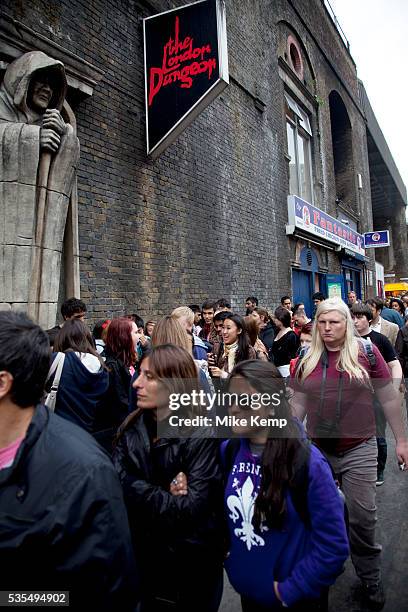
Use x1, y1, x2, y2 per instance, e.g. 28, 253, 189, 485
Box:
0, 51, 80, 328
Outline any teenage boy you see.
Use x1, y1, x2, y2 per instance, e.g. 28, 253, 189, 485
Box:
352, 303, 403, 486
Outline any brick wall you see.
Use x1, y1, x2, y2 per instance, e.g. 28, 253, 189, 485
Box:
1, 0, 376, 321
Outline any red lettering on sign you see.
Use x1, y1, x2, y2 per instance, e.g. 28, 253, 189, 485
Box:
327, 221, 333, 232
148, 16, 217, 106
313, 211, 320, 224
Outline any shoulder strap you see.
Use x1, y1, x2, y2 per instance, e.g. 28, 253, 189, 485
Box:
45, 353, 65, 412
46, 352, 64, 384
316, 350, 329, 419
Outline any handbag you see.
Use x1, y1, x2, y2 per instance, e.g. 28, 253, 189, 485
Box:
44, 352, 65, 411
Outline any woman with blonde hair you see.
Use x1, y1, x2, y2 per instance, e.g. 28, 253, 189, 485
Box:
150, 315, 214, 396
295, 298, 371, 384
171, 306, 209, 361
152, 315, 191, 353
290, 297, 408, 608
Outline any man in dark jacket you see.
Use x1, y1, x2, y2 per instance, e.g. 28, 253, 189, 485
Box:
46, 297, 87, 347
0, 312, 139, 611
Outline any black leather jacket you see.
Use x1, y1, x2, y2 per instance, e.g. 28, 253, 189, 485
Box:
113, 411, 224, 603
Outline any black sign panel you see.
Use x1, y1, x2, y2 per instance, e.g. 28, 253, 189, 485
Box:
144, 0, 229, 157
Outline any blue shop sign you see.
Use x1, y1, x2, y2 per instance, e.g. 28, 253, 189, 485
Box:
364, 231, 390, 248
287, 196, 365, 256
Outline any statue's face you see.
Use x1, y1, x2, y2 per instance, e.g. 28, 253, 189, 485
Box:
28, 76, 53, 112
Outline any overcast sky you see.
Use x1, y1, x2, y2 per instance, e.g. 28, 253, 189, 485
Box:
328, 0, 407, 193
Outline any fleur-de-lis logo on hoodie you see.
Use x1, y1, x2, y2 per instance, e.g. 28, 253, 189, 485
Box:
227, 476, 267, 550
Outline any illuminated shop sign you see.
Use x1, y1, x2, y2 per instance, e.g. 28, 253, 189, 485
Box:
287, 196, 365, 256
144, 0, 229, 157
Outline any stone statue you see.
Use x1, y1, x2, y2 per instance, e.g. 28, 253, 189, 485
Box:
0, 51, 80, 328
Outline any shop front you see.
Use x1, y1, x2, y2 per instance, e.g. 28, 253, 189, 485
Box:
286, 196, 365, 309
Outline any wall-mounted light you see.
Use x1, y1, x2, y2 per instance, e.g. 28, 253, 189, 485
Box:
357, 173, 363, 190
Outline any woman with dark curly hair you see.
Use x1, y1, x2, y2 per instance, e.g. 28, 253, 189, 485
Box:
389, 298, 405, 318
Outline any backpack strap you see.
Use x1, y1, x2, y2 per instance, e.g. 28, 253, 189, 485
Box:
359, 337, 376, 367
291, 345, 309, 377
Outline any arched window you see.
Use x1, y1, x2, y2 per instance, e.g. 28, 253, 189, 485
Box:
285, 92, 313, 204
329, 91, 356, 209
287, 35, 304, 81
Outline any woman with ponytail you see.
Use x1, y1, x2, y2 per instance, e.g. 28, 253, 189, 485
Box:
222, 360, 349, 611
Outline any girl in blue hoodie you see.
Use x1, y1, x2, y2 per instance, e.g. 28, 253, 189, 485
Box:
222, 360, 349, 611
49, 319, 109, 434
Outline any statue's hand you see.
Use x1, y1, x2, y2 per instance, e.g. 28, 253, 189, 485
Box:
40, 128, 61, 153
42, 109, 66, 136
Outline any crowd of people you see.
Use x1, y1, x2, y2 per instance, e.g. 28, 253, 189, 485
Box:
1, 289, 408, 611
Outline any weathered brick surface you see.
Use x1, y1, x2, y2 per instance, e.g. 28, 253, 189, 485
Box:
1, 0, 377, 322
